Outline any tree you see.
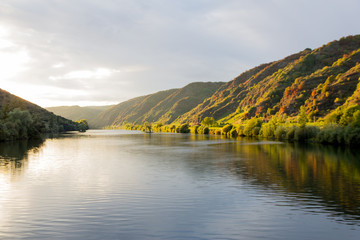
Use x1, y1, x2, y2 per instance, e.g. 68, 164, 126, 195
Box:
243, 118, 262, 136
201, 117, 215, 126
222, 124, 233, 135
298, 106, 308, 128
76, 119, 89, 132
144, 122, 152, 133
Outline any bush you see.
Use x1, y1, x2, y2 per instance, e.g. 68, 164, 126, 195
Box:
191, 125, 200, 134
237, 126, 245, 136
229, 128, 238, 138
294, 125, 319, 142
339, 105, 360, 126
203, 127, 209, 134
222, 124, 233, 135
286, 125, 296, 140
243, 118, 262, 136
251, 127, 261, 136
351, 110, 360, 127
274, 125, 287, 139
176, 124, 190, 133
294, 126, 305, 142
201, 117, 215, 126
261, 122, 276, 138
196, 125, 209, 134
344, 126, 360, 145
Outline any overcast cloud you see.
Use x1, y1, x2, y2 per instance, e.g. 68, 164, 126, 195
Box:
0, 0, 359, 107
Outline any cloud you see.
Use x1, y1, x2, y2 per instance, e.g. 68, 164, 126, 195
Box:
0, 0, 359, 107
52, 62, 64, 68
0, 25, 31, 80
50, 68, 117, 81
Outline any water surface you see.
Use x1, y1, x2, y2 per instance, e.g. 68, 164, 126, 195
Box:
1, 130, 360, 239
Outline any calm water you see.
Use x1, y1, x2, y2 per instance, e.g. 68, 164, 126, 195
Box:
1, 130, 360, 240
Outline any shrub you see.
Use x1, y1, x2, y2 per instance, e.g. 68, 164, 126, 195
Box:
261, 122, 276, 138
229, 128, 238, 138
294, 126, 306, 142
286, 125, 296, 140
196, 125, 209, 134
237, 126, 245, 136
243, 118, 262, 136
251, 127, 261, 136
274, 125, 287, 139
201, 117, 215, 126
222, 124, 233, 135
203, 127, 209, 135
176, 124, 190, 133
351, 111, 360, 127
191, 125, 200, 134
298, 106, 308, 128
344, 126, 360, 145
339, 105, 360, 126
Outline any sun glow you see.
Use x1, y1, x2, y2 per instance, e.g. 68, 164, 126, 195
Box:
0, 25, 31, 80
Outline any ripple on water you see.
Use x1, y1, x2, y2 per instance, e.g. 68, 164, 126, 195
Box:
1, 131, 360, 239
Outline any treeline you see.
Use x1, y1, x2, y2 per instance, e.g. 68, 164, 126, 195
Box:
0, 108, 88, 141
111, 104, 360, 145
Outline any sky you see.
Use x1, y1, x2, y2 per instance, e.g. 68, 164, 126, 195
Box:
0, 0, 359, 107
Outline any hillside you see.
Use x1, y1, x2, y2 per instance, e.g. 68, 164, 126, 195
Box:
175, 35, 360, 124
0, 88, 82, 140
93, 81, 223, 128
46, 105, 113, 128
51, 35, 360, 130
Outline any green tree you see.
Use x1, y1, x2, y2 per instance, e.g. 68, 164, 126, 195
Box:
201, 117, 215, 126
298, 106, 308, 128
351, 110, 360, 128
243, 118, 262, 136
144, 122, 152, 133
76, 119, 89, 132
222, 124, 233, 135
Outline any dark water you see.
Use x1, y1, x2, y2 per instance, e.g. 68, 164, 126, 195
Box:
1, 130, 360, 240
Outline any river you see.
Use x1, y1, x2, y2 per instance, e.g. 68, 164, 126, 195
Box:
1, 130, 360, 239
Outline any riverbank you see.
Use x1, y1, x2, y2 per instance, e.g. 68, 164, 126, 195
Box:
106, 119, 360, 146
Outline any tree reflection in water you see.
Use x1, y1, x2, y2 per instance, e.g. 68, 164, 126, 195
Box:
0, 139, 44, 180
224, 141, 360, 224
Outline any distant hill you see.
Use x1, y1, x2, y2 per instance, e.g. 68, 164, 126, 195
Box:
46, 105, 113, 128
93, 82, 224, 128
0, 88, 82, 140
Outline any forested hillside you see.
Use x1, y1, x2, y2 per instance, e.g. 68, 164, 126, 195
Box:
0, 89, 83, 141
175, 35, 360, 124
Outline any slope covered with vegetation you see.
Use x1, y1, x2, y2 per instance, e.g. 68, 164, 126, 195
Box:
175, 35, 360, 124
94, 82, 223, 128
0, 89, 84, 141
48, 35, 360, 145
93, 89, 177, 128
46, 105, 113, 128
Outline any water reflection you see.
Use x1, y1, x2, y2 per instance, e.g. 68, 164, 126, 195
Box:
1, 131, 360, 239
101, 132, 360, 225
224, 141, 360, 224
0, 139, 44, 181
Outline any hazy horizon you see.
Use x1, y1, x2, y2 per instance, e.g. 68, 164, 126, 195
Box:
1, 0, 359, 107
